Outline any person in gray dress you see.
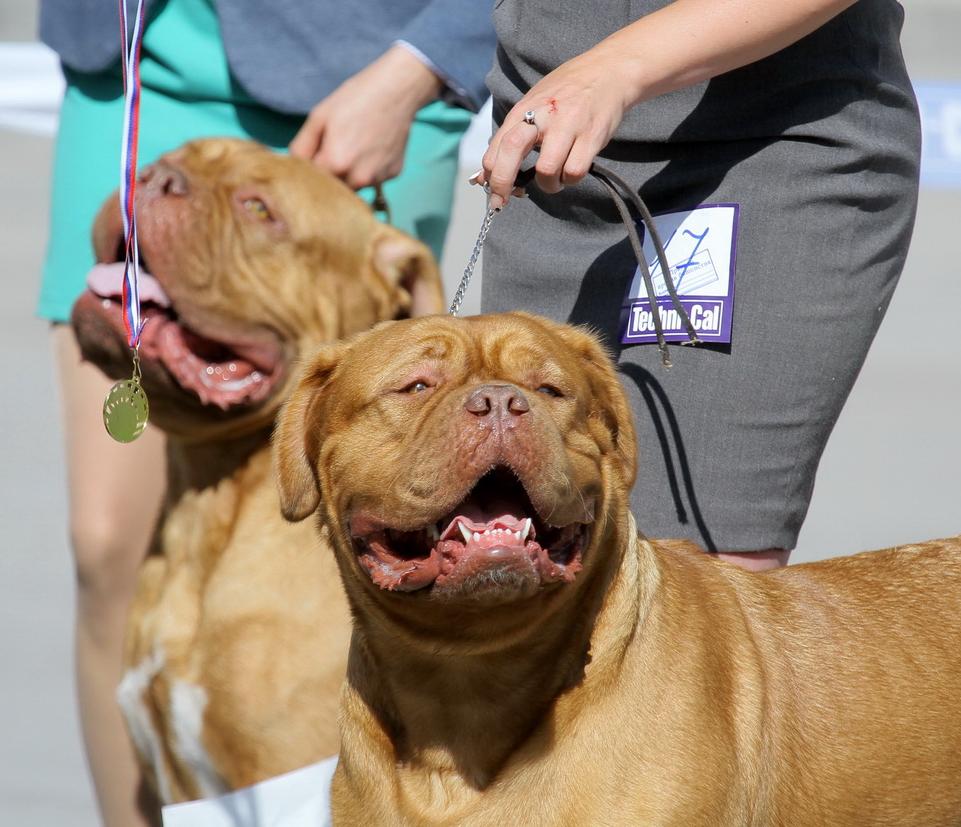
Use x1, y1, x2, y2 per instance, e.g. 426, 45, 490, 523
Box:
477, 0, 920, 571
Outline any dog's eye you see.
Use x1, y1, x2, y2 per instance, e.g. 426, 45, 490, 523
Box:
242, 197, 272, 221
402, 380, 431, 394
536, 384, 563, 398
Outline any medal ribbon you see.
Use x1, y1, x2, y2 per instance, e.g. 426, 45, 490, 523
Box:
118, 0, 147, 348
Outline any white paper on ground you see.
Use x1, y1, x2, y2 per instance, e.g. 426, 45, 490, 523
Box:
162, 755, 337, 827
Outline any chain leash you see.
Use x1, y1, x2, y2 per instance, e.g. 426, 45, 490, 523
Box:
448, 207, 496, 317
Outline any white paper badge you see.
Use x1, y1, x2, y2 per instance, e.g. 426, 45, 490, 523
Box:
621, 203, 739, 345
162, 756, 337, 827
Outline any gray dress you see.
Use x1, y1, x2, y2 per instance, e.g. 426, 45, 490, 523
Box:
483, 0, 921, 551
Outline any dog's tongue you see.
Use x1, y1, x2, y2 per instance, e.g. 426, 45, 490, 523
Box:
454, 491, 530, 529
157, 323, 271, 410
87, 262, 171, 307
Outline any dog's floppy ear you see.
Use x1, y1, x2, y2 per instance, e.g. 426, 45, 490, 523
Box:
273, 343, 346, 522
556, 323, 638, 489
370, 223, 445, 318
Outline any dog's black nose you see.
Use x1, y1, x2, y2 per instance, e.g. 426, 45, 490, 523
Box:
465, 384, 530, 419
139, 161, 189, 196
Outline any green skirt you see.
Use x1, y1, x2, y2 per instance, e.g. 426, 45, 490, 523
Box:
39, 0, 470, 322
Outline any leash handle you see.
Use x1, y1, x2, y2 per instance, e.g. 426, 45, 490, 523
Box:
591, 162, 700, 366
452, 160, 699, 366
372, 183, 392, 224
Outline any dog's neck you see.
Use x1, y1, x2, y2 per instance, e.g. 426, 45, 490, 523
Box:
341, 510, 651, 794
153, 428, 284, 590
158, 429, 275, 560
165, 427, 272, 496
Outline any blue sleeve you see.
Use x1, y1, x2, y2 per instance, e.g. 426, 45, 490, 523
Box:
40, 0, 121, 73
397, 0, 496, 111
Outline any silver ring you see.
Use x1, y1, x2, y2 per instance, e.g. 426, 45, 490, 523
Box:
522, 109, 537, 126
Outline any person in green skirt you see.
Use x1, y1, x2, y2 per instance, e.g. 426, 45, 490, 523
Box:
39, 1, 494, 823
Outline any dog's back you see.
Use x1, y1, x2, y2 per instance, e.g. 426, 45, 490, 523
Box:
644, 536, 961, 825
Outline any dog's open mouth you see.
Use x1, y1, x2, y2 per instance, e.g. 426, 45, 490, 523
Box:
82, 258, 283, 411
351, 467, 589, 595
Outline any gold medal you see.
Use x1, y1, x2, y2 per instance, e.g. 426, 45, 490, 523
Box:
103, 351, 149, 443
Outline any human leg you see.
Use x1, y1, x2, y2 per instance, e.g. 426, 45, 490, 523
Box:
41, 73, 161, 825
41, 9, 327, 819
53, 325, 166, 826
715, 550, 791, 571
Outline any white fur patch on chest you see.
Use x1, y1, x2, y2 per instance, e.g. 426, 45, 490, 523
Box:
118, 648, 229, 803
117, 646, 175, 803
170, 680, 228, 799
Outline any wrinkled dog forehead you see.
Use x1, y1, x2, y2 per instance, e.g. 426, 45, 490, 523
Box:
167, 137, 356, 206
274, 310, 638, 524
291, 314, 581, 433
335, 313, 592, 383
169, 137, 274, 172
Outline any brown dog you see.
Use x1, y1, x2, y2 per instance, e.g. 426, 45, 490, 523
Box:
275, 312, 961, 826
71, 138, 443, 804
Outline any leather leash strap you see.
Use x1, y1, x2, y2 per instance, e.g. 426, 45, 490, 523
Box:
449, 161, 700, 367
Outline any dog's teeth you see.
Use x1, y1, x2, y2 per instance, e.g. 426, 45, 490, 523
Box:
472, 532, 480, 542
520, 518, 532, 542
459, 524, 472, 543
512, 530, 520, 540
428, 524, 440, 543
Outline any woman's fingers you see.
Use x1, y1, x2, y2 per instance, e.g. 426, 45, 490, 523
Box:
289, 104, 327, 161
534, 126, 577, 194
485, 117, 540, 209
480, 102, 550, 204
476, 54, 624, 207
478, 105, 607, 205
560, 133, 600, 187
481, 102, 531, 179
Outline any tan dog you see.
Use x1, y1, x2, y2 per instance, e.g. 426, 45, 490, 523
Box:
276, 312, 961, 826
71, 138, 443, 804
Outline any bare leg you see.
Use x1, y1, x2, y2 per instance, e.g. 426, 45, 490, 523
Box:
714, 549, 791, 572
53, 325, 166, 827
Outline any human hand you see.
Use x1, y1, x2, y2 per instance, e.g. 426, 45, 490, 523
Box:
474, 0, 863, 210
475, 45, 633, 210
289, 45, 443, 190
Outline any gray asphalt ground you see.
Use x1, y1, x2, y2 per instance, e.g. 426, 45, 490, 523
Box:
1, 2, 958, 824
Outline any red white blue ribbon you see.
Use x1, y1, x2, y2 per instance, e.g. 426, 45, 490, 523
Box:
118, 0, 147, 348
